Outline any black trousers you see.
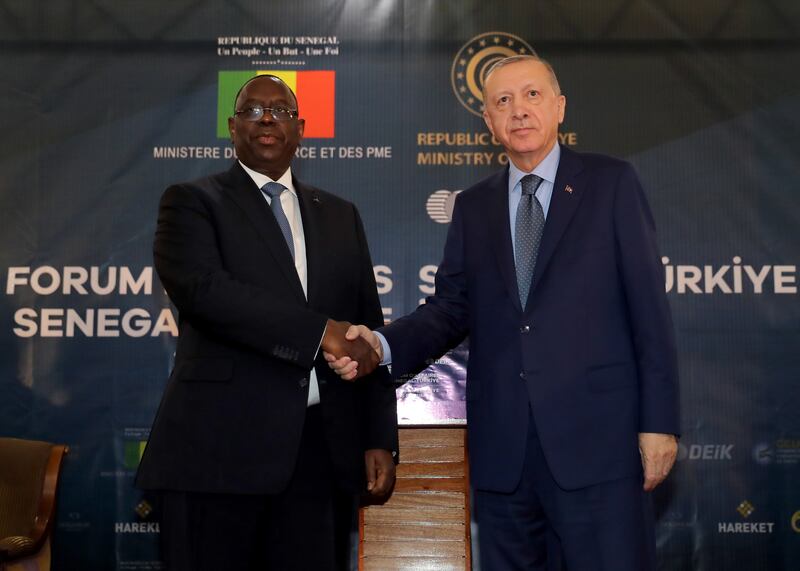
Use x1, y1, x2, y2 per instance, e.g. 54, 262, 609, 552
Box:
158, 406, 355, 571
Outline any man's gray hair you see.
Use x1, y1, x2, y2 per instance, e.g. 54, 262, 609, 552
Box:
482, 54, 562, 99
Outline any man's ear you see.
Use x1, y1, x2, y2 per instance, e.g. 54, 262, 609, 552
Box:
483, 110, 496, 137
228, 116, 236, 142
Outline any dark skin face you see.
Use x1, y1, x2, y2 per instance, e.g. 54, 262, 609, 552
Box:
228, 76, 305, 180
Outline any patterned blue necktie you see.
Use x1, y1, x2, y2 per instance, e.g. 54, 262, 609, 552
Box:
515, 174, 545, 309
261, 182, 295, 260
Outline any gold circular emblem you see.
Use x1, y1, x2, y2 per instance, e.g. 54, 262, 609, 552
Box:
792, 510, 800, 533
451, 31, 536, 117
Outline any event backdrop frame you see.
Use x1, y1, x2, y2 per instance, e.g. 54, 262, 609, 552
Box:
1, 1, 798, 569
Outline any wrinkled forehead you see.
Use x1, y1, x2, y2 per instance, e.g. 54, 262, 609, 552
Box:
236, 76, 297, 107
485, 60, 550, 93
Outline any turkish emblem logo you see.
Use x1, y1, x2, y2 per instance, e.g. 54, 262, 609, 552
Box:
451, 32, 536, 117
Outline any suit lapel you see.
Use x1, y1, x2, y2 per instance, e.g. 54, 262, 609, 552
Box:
528, 146, 586, 301
486, 167, 524, 313
222, 163, 306, 304
294, 177, 323, 307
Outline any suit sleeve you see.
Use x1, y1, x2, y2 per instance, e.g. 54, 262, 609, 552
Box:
613, 164, 680, 435
154, 183, 328, 369
350, 205, 399, 457
380, 194, 471, 379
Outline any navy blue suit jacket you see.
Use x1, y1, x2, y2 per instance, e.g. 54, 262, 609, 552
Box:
382, 146, 679, 492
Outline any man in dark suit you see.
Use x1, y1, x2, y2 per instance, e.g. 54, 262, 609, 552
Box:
327, 56, 679, 570
136, 75, 397, 571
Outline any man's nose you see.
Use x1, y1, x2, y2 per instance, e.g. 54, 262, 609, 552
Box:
511, 101, 529, 119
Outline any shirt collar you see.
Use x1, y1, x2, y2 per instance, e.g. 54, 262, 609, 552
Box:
508, 143, 561, 193
238, 161, 295, 195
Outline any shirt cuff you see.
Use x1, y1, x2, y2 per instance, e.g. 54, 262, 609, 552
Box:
374, 331, 392, 365
314, 321, 327, 359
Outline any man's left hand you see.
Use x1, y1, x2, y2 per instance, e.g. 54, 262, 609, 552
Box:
639, 432, 678, 492
364, 449, 395, 496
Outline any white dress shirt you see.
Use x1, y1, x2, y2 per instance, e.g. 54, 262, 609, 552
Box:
239, 161, 321, 406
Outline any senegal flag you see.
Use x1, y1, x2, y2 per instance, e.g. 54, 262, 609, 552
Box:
217, 70, 335, 139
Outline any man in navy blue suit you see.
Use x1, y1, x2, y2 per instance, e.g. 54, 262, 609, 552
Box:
327, 55, 679, 570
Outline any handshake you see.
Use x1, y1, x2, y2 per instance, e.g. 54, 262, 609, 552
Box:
321, 320, 382, 381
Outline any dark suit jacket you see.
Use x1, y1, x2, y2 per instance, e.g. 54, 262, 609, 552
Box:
382, 146, 679, 492
136, 162, 397, 495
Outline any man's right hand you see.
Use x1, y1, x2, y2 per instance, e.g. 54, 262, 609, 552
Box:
320, 320, 380, 381
324, 324, 383, 381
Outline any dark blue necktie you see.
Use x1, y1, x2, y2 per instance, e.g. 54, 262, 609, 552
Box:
515, 174, 544, 309
261, 182, 295, 260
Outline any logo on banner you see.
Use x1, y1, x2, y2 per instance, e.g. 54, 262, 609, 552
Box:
792, 511, 800, 533
115, 499, 159, 534
217, 70, 335, 138
451, 32, 535, 117
676, 443, 734, 461
752, 439, 800, 465
134, 500, 153, 519
426, 190, 462, 224
736, 500, 755, 518
753, 442, 774, 464
718, 500, 775, 534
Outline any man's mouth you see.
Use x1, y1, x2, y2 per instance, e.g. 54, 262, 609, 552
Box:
511, 126, 535, 135
255, 133, 280, 144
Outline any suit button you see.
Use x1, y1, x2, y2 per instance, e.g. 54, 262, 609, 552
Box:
520, 325, 530, 334
298, 377, 309, 388
519, 372, 526, 380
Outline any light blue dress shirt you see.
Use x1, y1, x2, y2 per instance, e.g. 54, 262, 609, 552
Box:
377, 144, 563, 365
508, 143, 561, 257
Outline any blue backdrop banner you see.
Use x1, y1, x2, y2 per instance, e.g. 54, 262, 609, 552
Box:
1, 1, 798, 569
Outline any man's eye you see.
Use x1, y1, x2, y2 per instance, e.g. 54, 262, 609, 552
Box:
497, 96, 509, 105
529, 90, 539, 97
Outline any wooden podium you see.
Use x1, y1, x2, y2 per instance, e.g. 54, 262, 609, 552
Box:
359, 427, 471, 570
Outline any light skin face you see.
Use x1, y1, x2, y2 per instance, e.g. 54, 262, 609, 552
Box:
228, 76, 305, 180
482, 60, 566, 172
